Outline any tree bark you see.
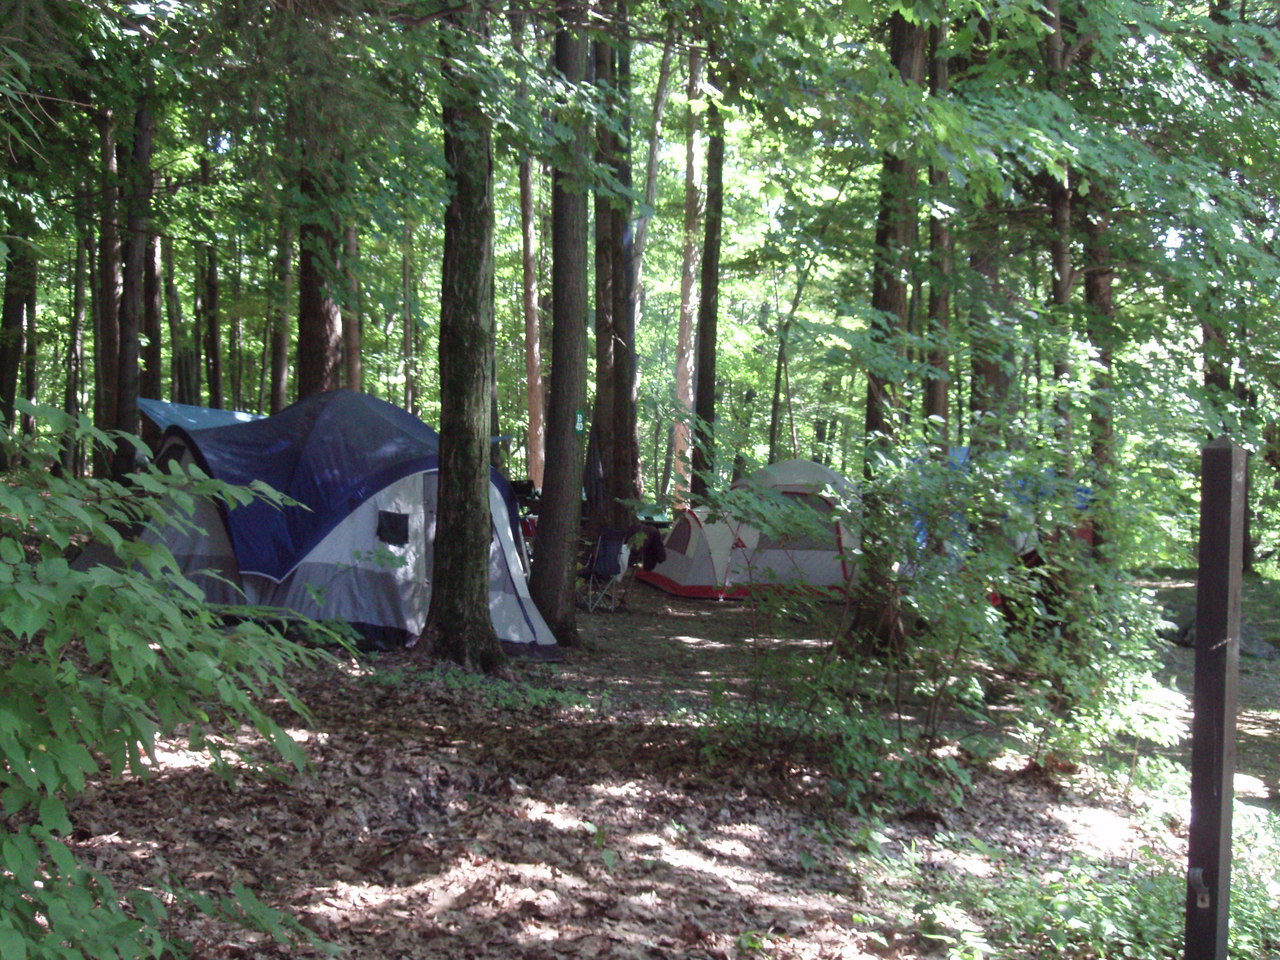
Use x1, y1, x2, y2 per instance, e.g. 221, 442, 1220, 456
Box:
401, 221, 418, 414
690, 49, 724, 501
923, 24, 952, 455
0, 209, 33, 435
342, 223, 361, 391
96, 110, 121, 472
20, 274, 35, 436
428, 0, 503, 672
672, 49, 702, 502
297, 172, 343, 399
141, 232, 162, 446
968, 209, 1014, 453
203, 239, 223, 408
591, 20, 618, 526
269, 218, 294, 412
864, 13, 926, 468
610, 0, 641, 525
530, 1, 589, 647
511, 8, 545, 489
1045, 0, 1075, 465
1083, 204, 1115, 556
114, 86, 153, 477
64, 221, 88, 474
162, 236, 197, 406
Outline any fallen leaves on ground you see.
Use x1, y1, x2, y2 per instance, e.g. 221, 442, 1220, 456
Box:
61, 587, 1227, 959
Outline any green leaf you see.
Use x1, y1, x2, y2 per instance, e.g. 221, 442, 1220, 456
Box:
0, 537, 22, 565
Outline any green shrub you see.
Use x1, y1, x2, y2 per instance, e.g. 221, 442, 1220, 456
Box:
0, 404, 331, 957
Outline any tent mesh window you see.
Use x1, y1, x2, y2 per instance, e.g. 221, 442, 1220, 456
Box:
376, 510, 410, 546
667, 516, 694, 554
756, 493, 836, 550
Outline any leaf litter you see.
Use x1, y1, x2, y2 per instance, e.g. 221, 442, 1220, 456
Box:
63, 583, 1279, 959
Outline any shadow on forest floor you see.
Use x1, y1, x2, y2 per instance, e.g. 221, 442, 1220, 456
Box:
62, 576, 1280, 958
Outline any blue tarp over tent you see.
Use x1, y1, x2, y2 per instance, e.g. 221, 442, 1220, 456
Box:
164, 390, 442, 582
138, 397, 265, 432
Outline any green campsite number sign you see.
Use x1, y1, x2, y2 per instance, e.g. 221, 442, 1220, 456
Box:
574, 410, 585, 435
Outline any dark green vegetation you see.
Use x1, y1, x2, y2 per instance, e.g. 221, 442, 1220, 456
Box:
4, 0, 1280, 956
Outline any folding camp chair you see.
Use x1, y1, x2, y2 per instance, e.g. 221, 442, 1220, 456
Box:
579, 528, 632, 612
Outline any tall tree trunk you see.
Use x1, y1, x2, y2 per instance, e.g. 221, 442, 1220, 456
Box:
690, 49, 724, 502
64, 222, 88, 474
229, 235, 244, 410
1045, 0, 1075, 465
1083, 203, 1115, 556
609, 0, 642, 522
428, 1, 503, 671
269, 218, 293, 412
511, 8, 546, 488
518, 154, 545, 487
530, 1, 589, 646
297, 172, 342, 398
864, 14, 926, 467
141, 232, 162, 447
96, 110, 121, 473
968, 210, 1013, 453
591, 20, 618, 525
850, 11, 926, 652
0, 210, 33, 436
342, 223, 361, 391
630, 29, 674, 273
162, 236, 196, 405
923, 24, 952, 455
401, 220, 417, 414
114, 88, 153, 476
672, 49, 702, 502
203, 239, 223, 408
20, 275, 36, 436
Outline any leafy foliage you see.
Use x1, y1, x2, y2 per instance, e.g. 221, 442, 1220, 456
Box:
0, 406, 332, 957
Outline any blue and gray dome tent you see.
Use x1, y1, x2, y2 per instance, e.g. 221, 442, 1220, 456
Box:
140, 390, 558, 659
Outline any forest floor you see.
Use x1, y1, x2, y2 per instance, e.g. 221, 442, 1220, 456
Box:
66, 574, 1280, 959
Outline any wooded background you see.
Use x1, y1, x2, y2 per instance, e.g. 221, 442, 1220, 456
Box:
4, 0, 1280, 602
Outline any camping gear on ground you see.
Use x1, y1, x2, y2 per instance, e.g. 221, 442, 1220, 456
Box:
578, 528, 632, 612
636, 459, 856, 599
120, 390, 558, 659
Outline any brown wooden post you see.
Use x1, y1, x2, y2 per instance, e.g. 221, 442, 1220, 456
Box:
1184, 436, 1245, 960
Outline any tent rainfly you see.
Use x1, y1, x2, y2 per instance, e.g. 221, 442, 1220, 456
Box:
127, 390, 559, 659
636, 459, 857, 599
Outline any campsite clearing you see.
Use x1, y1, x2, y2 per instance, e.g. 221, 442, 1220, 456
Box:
62, 578, 1280, 959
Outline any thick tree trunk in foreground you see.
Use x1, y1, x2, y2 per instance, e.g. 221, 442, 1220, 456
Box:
427, 1, 503, 672
530, 3, 589, 647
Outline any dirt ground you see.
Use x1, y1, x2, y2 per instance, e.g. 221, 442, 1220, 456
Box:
63, 575, 1280, 959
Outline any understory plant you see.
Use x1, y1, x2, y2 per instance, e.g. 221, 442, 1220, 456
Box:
0, 404, 332, 958
689, 444, 1183, 815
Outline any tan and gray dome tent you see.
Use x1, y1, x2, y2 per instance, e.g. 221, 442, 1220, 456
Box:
636, 459, 857, 599
125, 390, 558, 658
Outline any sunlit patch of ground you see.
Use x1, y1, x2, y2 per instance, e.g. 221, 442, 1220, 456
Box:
56, 577, 1280, 959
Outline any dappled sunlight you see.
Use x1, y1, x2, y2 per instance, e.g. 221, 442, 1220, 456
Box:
1048, 804, 1145, 860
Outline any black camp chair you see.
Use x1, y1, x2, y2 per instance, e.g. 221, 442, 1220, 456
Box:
579, 528, 631, 612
